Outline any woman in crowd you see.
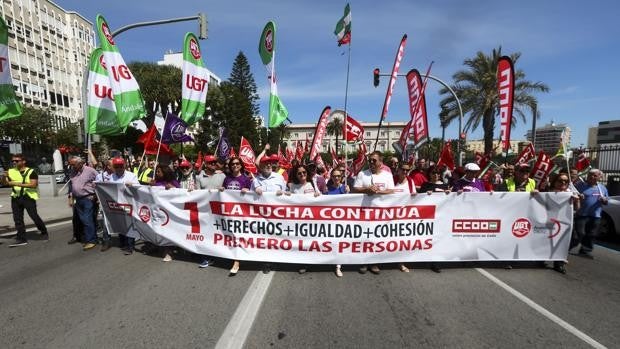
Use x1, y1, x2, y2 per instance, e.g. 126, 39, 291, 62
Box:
392, 163, 417, 273
220, 157, 252, 275
326, 168, 349, 277
287, 164, 320, 274
152, 164, 180, 262
547, 171, 580, 274
420, 167, 451, 194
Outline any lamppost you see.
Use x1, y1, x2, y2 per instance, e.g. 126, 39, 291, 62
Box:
373, 69, 464, 166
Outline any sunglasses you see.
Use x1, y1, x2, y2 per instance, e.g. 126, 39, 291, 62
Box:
11, 159, 21, 163
557, 179, 569, 184
297, 171, 307, 175
230, 162, 241, 166
368, 158, 379, 163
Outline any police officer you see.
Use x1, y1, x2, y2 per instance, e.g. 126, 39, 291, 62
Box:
4, 154, 48, 247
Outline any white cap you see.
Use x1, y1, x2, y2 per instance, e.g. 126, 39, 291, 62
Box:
464, 163, 481, 171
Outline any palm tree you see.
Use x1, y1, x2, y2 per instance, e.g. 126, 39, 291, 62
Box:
439, 47, 549, 154
326, 117, 344, 155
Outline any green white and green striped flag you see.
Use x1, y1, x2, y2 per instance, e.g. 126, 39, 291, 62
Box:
86, 48, 122, 135
334, 3, 351, 46
258, 21, 288, 128
181, 32, 208, 125
95, 15, 145, 130
0, 17, 22, 122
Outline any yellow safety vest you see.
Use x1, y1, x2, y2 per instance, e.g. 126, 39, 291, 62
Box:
138, 168, 153, 184
8, 167, 39, 200
505, 177, 537, 192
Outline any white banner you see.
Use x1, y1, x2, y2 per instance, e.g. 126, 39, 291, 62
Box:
96, 183, 573, 264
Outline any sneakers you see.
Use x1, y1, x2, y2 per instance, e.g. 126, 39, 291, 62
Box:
262, 263, 272, 274
553, 261, 567, 274
123, 249, 133, 256
335, 266, 343, 278
40, 233, 49, 241
83, 243, 97, 251
359, 265, 368, 274
198, 258, 214, 268
298, 268, 307, 274
578, 250, 594, 259
100, 242, 111, 252
9, 240, 28, 247
67, 238, 80, 245
162, 253, 173, 262
370, 265, 381, 274
399, 264, 410, 273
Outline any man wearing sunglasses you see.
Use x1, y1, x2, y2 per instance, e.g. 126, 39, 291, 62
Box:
4, 154, 48, 247
196, 155, 225, 190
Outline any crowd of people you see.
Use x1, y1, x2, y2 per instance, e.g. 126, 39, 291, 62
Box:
3, 146, 610, 277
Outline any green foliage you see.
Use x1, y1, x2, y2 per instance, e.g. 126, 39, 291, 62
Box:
52, 122, 80, 147
128, 62, 182, 117
229, 51, 259, 116
439, 47, 549, 154
0, 106, 54, 144
326, 117, 343, 153
170, 143, 198, 159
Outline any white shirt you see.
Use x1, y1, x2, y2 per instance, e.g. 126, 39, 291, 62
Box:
108, 171, 139, 185
95, 171, 114, 183
394, 177, 416, 194
251, 171, 286, 192
289, 182, 318, 194
354, 169, 395, 191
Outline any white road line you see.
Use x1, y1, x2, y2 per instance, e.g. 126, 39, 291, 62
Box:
0, 220, 72, 237
476, 268, 607, 349
215, 271, 275, 349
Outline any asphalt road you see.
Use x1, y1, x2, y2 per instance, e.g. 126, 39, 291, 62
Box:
1, 223, 619, 349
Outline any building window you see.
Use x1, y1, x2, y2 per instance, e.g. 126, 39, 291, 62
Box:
366, 132, 371, 137
294, 133, 299, 138
381, 131, 386, 137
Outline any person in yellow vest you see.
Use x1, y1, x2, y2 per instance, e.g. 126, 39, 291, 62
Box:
4, 153, 48, 247
496, 163, 538, 193
138, 159, 155, 185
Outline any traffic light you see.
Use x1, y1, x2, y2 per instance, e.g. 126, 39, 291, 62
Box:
373, 68, 380, 87
198, 13, 208, 39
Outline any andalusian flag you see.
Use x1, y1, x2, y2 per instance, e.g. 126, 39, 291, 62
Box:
259, 21, 288, 128
86, 48, 122, 135
334, 3, 351, 46
181, 32, 209, 125
0, 17, 22, 122
95, 15, 145, 130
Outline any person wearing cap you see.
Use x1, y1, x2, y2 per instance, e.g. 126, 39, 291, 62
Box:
196, 155, 226, 190
97, 157, 139, 253
178, 159, 197, 190
496, 163, 537, 193
451, 163, 486, 192
251, 154, 286, 274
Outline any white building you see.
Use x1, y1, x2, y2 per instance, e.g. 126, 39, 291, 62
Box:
284, 121, 407, 153
157, 50, 221, 86
1, 0, 95, 128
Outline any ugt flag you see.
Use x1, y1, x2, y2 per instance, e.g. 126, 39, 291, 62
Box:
86, 47, 122, 135
0, 17, 22, 122
259, 21, 288, 128
181, 32, 209, 125
96, 15, 146, 130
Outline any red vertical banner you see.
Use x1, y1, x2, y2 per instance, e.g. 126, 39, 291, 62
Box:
514, 143, 535, 165
405, 69, 430, 146
530, 151, 553, 185
380, 34, 407, 120
497, 56, 515, 153
308, 106, 332, 161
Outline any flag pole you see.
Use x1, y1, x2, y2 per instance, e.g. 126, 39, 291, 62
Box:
343, 39, 351, 172
154, 105, 167, 166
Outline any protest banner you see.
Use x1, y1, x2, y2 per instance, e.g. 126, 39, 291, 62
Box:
97, 183, 573, 264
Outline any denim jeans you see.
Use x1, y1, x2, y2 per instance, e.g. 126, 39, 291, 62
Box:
74, 197, 97, 244
572, 216, 600, 253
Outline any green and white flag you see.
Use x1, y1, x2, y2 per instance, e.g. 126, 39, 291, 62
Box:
95, 15, 145, 130
0, 17, 22, 122
258, 21, 288, 128
334, 3, 351, 46
181, 32, 208, 125
86, 48, 122, 135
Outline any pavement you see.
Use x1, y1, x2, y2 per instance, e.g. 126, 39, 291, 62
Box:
0, 186, 72, 235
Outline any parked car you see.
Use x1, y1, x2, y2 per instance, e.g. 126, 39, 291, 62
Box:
54, 170, 68, 184
600, 196, 620, 238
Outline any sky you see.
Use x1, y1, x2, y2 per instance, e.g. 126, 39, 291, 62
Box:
55, 0, 620, 147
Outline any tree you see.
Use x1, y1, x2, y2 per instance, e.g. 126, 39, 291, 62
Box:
229, 51, 259, 116
0, 106, 54, 145
326, 117, 343, 154
439, 47, 549, 154
128, 62, 182, 118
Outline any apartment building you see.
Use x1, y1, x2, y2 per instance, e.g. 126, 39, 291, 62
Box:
1, 0, 94, 128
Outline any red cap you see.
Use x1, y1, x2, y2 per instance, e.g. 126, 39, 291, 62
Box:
204, 155, 217, 163
179, 159, 191, 168
112, 157, 125, 166
260, 154, 279, 164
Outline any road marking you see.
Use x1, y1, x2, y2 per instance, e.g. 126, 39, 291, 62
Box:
476, 268, 607, 349
215, 271, 275, 349
0, 220, 72, 237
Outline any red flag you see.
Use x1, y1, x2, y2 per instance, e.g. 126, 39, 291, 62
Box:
194, 151, 203, 169
229, 147, 237, 158
294, 141, 304, 161
576, 151, 591, 171
475, 152, 490, 171
350, 142, 367, 176
314, 154, 325, 169
343, 114, 364, 142
330, 145, 339, 167
436, 141, 455, 171
497, 56, 515, 153
308, 106, 331, 161
304, 133, 310, 154
286, 147, 295, 163
278, 146, 291, 169
144, 138, 174, 156
238, 137, 257, 174
136, 124, 157, 144
381, 34, 407, 120
406, 67, 431, 146
514, 143, 535, 165
530, 151, 553, 185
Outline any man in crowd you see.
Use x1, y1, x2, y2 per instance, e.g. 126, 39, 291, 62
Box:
353, 151, 394, 274
137, 159, 155, 185
196, 155, 226, 190
67, 155, 99, 250
4, 153, 48, 247
496, 163, 537, 192
572, 169, 609, 259
94, 159, 114, 251
452, 163, 486, 192
38, 157, 53, 175
408, 158, 428, 192
104, 157, 139, 254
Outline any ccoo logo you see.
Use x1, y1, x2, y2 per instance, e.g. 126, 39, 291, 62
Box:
511, 218, 531, 238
